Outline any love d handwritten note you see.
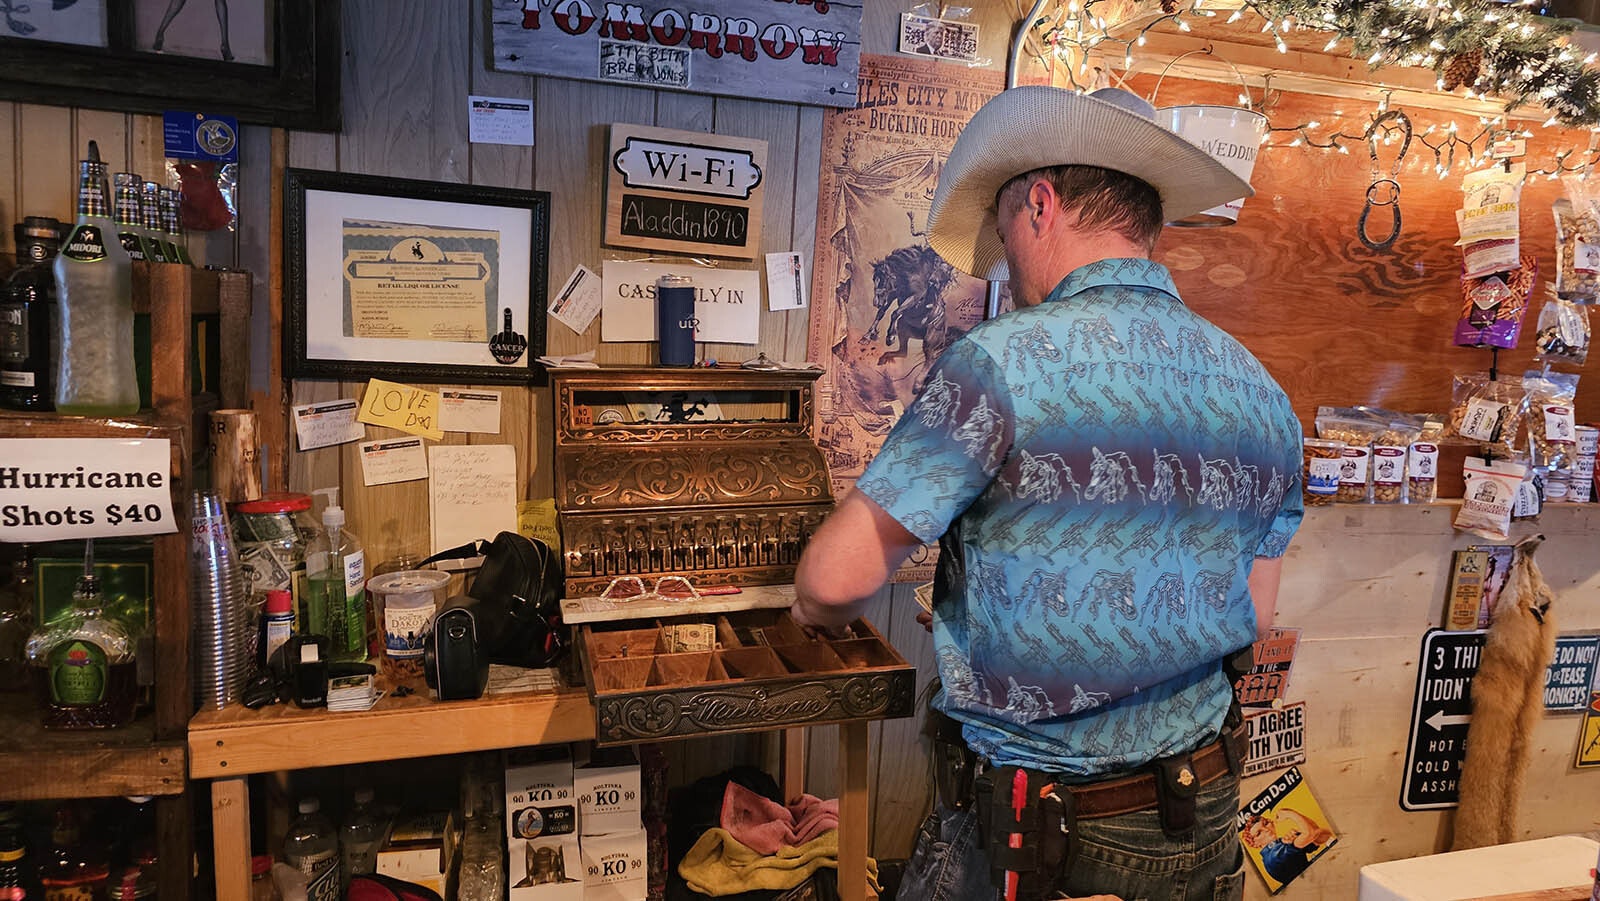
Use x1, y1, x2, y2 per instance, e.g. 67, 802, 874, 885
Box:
358, 379, 444, 441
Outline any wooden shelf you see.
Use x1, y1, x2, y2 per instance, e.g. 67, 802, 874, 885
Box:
0, 697, 186, 800
187, 686, 597, 777
0, 410, 183, 439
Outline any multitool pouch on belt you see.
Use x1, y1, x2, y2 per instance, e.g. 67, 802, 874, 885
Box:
1148, 755, 1200, 838
974, 766, 1074, 901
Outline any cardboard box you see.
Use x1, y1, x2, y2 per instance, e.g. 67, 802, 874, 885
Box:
579, 829, 647, 901
507, 746, 578, 841
377, 810, 453, 897
508, 834, 583, 901
575, 749, 641, 836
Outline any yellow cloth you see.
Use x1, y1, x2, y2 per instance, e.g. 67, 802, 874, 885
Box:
677, 827, 880, 897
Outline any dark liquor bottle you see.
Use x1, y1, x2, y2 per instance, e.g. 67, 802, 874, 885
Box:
111, 174, 149, 264
38, 807, 107, 901
0, 217, 63, 411
0, 803, 30, 901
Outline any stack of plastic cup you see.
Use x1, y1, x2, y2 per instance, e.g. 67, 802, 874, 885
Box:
190, 490, 252, 709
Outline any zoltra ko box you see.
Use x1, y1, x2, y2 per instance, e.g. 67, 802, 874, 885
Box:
507, 747, 578, 842
576, 748, 641, 836
579, 829, 647, 901
509, 834, 583, 901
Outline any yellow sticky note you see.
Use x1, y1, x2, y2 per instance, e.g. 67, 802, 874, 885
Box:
358, 379, 444, 440
517, 498, 562, 552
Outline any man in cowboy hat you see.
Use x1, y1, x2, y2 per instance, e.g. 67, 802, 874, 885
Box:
792, 86, 1303, 900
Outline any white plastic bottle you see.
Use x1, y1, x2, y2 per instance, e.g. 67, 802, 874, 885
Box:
53, 141, 139, 416
283, 798, 337, 879
304, 488, 366, 662
339, 788, 385, 884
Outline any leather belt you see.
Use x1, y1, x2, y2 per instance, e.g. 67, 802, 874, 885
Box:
1062, 731, 1235, 819
977, 724, 1241, 821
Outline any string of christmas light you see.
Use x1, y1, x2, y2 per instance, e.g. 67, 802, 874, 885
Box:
1033, 1, 1600, 123
1265, 109, 1600, 179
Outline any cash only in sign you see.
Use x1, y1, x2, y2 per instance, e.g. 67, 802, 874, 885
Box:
0, 438, 178, 540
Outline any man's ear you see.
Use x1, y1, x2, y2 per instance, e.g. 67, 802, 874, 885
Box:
1025, 178, 1057, 232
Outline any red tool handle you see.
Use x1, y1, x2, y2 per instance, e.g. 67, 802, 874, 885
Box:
1004, 768, 1027, 901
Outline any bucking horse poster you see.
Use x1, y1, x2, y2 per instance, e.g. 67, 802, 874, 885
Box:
807, 53, 1005, 580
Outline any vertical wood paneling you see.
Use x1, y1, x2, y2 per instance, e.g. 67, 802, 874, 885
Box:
655, 93, 715, 134
73, 110, 128, 172
469, 2, 537, 191
785, 106, 826, 361
341, 0, 471, 181
536, 78, 655, 361
0, 104, 16, 256
711, 99, 800, 366
18, 105, 74, 223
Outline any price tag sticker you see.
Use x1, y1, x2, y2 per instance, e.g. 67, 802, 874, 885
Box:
357, 379, 443, 440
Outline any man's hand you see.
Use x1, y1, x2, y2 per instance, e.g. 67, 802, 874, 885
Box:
916, 609, 933, 632
789, 596, 855, 640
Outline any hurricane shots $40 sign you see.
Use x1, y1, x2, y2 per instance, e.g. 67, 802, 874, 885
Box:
1401, 629, 1486, 810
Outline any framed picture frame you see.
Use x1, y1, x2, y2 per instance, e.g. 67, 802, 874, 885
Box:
284, 168, 551, 386
0, 0, 340, 131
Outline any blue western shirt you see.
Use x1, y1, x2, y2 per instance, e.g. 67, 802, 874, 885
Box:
857, 258, 1303, 777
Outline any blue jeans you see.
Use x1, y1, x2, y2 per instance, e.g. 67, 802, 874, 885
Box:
898, 772, 1246, 901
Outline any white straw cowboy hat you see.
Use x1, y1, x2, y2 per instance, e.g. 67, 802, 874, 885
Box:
927, 86, 1254, 279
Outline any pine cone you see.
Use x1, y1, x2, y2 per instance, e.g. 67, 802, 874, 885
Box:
1160, 0, 1179, 11
1443, 49, 1483, 91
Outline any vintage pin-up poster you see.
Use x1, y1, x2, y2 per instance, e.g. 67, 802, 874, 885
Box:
807, 55, 1005, 579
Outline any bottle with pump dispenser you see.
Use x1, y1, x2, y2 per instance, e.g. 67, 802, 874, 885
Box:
54, 141, 140, 416
303, 489, 366, 662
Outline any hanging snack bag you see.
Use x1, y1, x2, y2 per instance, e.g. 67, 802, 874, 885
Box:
1302, 437, 1345, 507
1314, 408, 1383, 503
1523, 370, 1580, 501
1553, 198, 1600, 303
1454, 256, 1536, 348
1449, 372, 1530, 459
1457, 164, 1523, 280
1372, 420, 1421, 504
1407, 418, 1445, 504
1512, 453, 1544, 522
1531, 287, 1591, 365
1455, 455, 1528, 540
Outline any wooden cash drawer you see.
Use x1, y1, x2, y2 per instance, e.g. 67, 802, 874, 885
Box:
574, 605, 915, 746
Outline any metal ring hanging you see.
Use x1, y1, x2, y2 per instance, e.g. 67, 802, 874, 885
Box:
1359, 110, 1412, 252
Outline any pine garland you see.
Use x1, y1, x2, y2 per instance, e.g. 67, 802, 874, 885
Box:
1237, 0, 1600, 125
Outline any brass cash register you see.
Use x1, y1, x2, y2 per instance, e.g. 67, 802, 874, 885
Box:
551, 367, 914, 745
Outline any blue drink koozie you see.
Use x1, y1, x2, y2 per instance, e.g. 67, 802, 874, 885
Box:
656, 275, 697, 367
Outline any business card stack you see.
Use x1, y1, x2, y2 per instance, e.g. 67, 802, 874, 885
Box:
328, 673, 381, 711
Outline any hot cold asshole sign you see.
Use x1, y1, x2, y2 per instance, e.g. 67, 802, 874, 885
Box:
0, 439, 178, 541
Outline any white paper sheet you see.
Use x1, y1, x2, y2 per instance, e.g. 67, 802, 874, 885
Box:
428, 444, 518, 555
292, 398, 365, 450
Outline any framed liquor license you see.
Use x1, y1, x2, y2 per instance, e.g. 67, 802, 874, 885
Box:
284, 168, 552, 385
0, 0, 340, 130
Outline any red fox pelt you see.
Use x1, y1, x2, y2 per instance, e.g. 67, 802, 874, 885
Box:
1451, 534, 1558, 851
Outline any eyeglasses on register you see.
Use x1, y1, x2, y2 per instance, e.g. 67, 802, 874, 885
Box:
598, 575, 703, 603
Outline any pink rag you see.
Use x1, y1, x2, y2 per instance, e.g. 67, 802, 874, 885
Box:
720, 782, 841, 856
